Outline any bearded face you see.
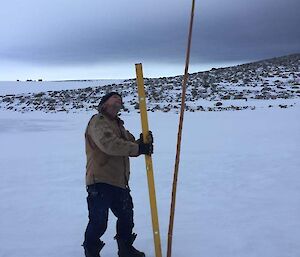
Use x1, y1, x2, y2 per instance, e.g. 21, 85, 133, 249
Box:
102, 95, 123, 115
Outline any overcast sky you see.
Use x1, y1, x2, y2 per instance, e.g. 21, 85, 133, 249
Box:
0, 0, 299, 80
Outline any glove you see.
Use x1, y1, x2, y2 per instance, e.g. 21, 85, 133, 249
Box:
148, 131, 154, 144
139, 131, 154, 144
138, 142, 153, 155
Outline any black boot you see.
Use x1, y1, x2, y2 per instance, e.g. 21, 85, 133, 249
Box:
116, 233, 145, 257
82, 240, 105, 257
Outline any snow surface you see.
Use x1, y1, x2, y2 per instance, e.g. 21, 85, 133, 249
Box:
0, 80, 123, 95
0, 105, 299, 257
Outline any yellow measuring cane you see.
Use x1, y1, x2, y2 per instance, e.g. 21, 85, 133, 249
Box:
135, 63, 162, 257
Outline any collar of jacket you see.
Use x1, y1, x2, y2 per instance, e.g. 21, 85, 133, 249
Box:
100, 112, 124, 125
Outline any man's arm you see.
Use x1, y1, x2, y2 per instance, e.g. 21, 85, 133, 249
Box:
126, 130, 136, 143
88, 117, 139, 156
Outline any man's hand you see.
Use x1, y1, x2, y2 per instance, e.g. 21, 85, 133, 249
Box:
138, 142, 153, 155
139, 131, 154, 144
147, 131, 154, 144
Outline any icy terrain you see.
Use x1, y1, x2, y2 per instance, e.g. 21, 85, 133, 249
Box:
0, 54, 299, 256
0, 54, 299, 113
0, 106, 299, 257
0, 80, 123, 95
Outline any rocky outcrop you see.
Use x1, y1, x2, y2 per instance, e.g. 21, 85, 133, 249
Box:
0, 54, 299, 113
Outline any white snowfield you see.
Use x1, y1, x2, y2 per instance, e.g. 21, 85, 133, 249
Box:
0, 80, 123, 95
0, 105, 299, 257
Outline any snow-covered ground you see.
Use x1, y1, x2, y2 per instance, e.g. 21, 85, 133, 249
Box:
0, 105, 299, 257
0, 80, 123, 95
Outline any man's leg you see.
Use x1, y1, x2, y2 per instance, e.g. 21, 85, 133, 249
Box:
83, 184, 113, 257
111, 188, 145, 257
111, 188, 134, 239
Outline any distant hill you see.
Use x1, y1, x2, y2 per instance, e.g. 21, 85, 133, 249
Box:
0, 53, 299, 113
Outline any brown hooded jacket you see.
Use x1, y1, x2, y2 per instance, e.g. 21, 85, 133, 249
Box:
85, 113, 139, 188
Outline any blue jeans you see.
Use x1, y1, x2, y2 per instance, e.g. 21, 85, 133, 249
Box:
83, 183, 134, 248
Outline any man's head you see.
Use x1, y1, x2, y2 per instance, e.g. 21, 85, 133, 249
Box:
98, 92, 123, 117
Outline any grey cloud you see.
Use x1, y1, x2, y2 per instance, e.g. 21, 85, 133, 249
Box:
1, 0, 299, 66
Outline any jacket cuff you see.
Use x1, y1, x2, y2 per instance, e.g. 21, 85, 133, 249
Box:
130, 143, 139, 157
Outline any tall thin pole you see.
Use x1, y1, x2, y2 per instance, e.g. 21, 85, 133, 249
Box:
167, 1, 196, 257
135, 63, 163, 257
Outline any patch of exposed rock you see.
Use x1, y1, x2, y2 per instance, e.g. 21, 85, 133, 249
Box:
0, 54, 299, 113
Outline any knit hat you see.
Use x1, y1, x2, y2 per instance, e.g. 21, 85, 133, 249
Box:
97, 92, 122, 112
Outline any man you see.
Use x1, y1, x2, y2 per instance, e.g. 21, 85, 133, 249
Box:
83, 92, 153, 257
